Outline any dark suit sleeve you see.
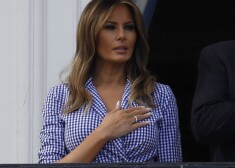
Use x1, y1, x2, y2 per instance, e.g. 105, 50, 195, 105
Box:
191, 45, 235, 144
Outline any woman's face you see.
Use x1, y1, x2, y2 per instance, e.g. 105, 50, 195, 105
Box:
97, 4, 137, 65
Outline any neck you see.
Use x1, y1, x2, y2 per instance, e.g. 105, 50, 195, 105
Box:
93, 63, 126, 87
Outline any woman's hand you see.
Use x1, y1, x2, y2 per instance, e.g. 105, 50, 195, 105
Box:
57, 101, 151, 163
97, 101, 152, 141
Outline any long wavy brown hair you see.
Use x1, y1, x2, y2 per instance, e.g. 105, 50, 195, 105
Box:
64, 0, 156, 113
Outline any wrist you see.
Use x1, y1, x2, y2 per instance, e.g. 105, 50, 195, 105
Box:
94, 125, 110, 143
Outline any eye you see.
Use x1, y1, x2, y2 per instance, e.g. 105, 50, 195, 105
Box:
124, 24, 135, 30
104, 24, 116, 30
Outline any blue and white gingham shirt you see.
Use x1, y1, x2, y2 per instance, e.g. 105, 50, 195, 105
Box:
38, 77, 182, 163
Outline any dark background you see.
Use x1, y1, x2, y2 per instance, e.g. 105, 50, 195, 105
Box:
147, 0, 235, 162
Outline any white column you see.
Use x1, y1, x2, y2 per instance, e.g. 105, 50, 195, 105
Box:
31, 0, 89, 163
0, 0, 90, 163
28, 0, 47, 163
46, 0, 79, 92
0, 0, 30, 163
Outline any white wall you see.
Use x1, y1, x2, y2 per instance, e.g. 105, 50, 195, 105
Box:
0, 0, 89, 163
0, 0, 146, 163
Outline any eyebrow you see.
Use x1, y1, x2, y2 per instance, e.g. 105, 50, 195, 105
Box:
105, 21, 135, 25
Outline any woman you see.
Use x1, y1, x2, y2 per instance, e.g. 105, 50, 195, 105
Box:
39, 0, 182, 163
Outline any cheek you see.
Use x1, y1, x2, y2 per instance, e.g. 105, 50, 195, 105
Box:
129, 34, 137, 47
97, 34, 114, 51
98, 31, 115, 44
97, 39, 109, 56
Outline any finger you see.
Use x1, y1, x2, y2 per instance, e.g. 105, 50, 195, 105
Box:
131, 121, 150, 130
109, 101, 121, 113
123, 106, 145, 113
130, 107, 152, 116
133, 112, 152, 123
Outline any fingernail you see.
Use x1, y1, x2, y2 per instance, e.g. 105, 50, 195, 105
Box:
116, 101, 120, 109
147, 112, 152, 115
145, 121, 151, 125
146, 107, 152, 111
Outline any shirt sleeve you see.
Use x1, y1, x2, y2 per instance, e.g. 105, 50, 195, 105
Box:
158, 85, 182, 162
38, 86, 67, 163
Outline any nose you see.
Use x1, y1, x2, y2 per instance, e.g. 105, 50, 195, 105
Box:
116, 27, 126, 41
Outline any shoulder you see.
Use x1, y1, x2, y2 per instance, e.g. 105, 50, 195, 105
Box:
152, 83, 178, 119
153, 82, 175, 103
201, 40, 235, 59
42, 84, 69, 116
46, 83, 69, 103
48, 83, 69, 94
199, 40, 235, 68
203, 40, 235, 51
154, 82, 174, 94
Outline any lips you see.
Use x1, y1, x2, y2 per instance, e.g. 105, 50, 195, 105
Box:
113, 46, 128, 51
